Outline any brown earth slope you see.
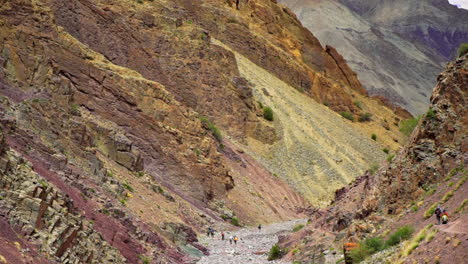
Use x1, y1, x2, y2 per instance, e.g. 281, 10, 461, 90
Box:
280, 54, 468, 264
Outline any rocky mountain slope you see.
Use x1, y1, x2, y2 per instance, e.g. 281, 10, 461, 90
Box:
279, 0, 468, 115
279, 54, 467, 264
0, 0, 409, 263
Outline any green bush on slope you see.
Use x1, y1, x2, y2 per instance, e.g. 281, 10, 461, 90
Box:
458, 43, 468, 57
263, 106, 274, 121
399, 115, 421, 136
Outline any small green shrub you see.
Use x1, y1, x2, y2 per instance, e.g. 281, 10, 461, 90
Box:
385, 225, 414, 247
263, 107, 274, 121
368, 163, 380, 175
441, 190, 454, 203
340, 112, 354, 121
268, 244, 285, 261
363, 237, 385, 254
358, 112, 372, 122
200, 116, 222, 141
424, 203, 438, 219
38, 180, 48, 188
399, 115, 421, 137
425, 108, 436, 120
349, 244, 370, 263
70, 104, 80, 116
354, 101, 363, 109
458, 43, 468, 57
371, 134, 377, 141
387, 154, 395, 163
230, 217, 240, 226
383, 148, 389, 154
122, 182, 134, 192
292, 224, 304, 232
445, 165, 463, 181
455, 199, 468, 213
138, 255, 151, 264
454, 174, 468, 191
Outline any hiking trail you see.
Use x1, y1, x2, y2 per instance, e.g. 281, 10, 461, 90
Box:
197, 219, 306, 264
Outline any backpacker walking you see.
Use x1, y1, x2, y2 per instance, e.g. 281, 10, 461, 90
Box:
434, 205, 442, 225
441, 210, 449, 224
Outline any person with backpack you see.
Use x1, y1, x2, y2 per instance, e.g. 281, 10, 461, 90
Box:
221, 232, 225, 240
229, 235, 233, 245
233, 235, 239, 245
441, 209, 449, 224
434, 205, 442, 225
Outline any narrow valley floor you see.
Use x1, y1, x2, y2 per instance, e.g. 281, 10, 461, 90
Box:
197, 219, 306, 264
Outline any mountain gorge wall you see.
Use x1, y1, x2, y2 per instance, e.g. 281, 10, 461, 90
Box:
279, 0, 468, 115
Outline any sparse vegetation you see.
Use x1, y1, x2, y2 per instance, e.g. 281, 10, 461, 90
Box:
292, 224, 304, 232
263, 106, 274, 121
425, 108, 436, 120
446, 165, 463, 181
363, 237, 385, 254
368, 163, 380, 175
441, 190, 454, 203
340, 111, 354, 121
354, 101, 363, 109
230, 216, 240, 226
454, 174, 467, 191
122, 182, 134, 192
38, 180, 48, 188
349, 244, 370, 263
385, 225, 414, 247
424, 203, 438, 219
371, 133, 377, 141
383, 148, 389, 154
399, 116, 421, 137
455, 199, 468, 213
458, 43, 468, 57
387, 154, 395, 163
138, 255, 151, 264
200, 116, 222, 141
268, 244, 285, 261
358, 112, 372, 122
70, 103, 80, 116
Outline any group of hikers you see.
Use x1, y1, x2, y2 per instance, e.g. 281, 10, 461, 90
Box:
434, 204, 449, 225
206, 224, 262, 245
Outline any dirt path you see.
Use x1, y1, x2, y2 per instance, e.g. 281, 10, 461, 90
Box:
436, 216, 468, 235
197, 219, 306, 264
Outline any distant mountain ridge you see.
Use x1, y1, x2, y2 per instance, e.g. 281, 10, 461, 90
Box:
279, 0, 468, 114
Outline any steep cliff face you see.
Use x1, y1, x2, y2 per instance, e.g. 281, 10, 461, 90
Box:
280, 54, 467, 264
279, 0, 468, 115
